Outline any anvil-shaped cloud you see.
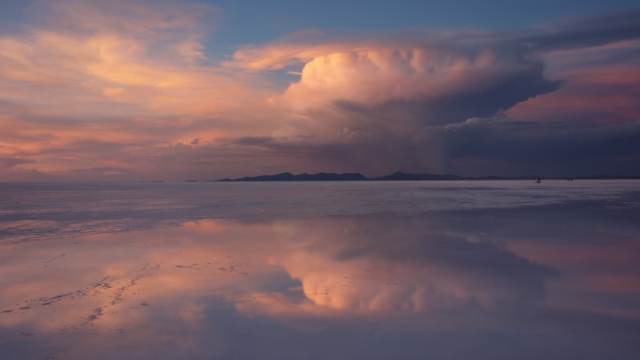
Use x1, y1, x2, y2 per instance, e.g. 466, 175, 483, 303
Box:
0, 1, 639, 180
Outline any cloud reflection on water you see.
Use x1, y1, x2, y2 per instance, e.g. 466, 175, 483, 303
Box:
1, 182, 640, 359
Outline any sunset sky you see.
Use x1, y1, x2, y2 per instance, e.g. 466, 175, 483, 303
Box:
1, 0, 639, 180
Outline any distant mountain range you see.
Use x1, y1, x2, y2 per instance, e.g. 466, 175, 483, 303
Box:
213, 171, 640, 182
218, 172, 368, 182
375, 172, 460, 181
216, 171, 525, 182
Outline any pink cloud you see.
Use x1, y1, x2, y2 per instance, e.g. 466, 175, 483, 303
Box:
0, 0, 281, 180
508, 65, 640, 123
0, 2, 638, 180
232, 40, 550, 113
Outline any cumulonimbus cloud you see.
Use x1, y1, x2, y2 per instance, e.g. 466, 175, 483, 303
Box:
0, 1, 639, 180
224, 10, 640, 177
235, 40, 556, 120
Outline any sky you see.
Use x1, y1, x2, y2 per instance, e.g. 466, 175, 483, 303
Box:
0, 0, 639, 180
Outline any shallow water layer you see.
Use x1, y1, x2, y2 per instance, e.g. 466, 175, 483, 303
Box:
1, 181, 640, 359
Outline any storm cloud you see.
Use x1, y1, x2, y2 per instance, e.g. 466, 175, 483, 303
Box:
0, 1, 638, 179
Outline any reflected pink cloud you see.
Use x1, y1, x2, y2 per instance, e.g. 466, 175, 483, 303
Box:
3, 214, 628, 335
0, 217, 535, 335
1, 180, 640, 359
507, 237, 640, 318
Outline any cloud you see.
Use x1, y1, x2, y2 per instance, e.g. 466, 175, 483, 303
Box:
507, 62, 640, 123
517, 8, 640, 51
0, 2, 639, 179
285, 46, 555, 121
442, 117, 640, 176
220, 11, 640, 176
233, 38, 557, 119
0, 156, 32, 170
0, 0, 278, 180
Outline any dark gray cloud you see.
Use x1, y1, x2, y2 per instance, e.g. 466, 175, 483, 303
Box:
2, 5, 639, 180
0, 157, 32, 170
331, 59, 558, 127
227, 116, 640, 177
442, 118, 640, 176
220, 9, 640, 177
517, 8, 640, 51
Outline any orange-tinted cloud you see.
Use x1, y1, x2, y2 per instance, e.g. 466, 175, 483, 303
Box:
232, 40, 552, 113
508, 66, 640, 122
0, 0, 281, 180
1, 3, 639, 180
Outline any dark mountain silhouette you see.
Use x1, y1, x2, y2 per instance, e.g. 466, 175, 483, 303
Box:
219, 171, 471, 181
218, 172, 367, 182
214, 171, 640, 182
374, 171, 461, 181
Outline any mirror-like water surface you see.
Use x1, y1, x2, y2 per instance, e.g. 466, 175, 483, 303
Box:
1, 181, 640, 359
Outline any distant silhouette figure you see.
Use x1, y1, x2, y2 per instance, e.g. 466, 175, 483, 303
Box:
536, 178, 542, 184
